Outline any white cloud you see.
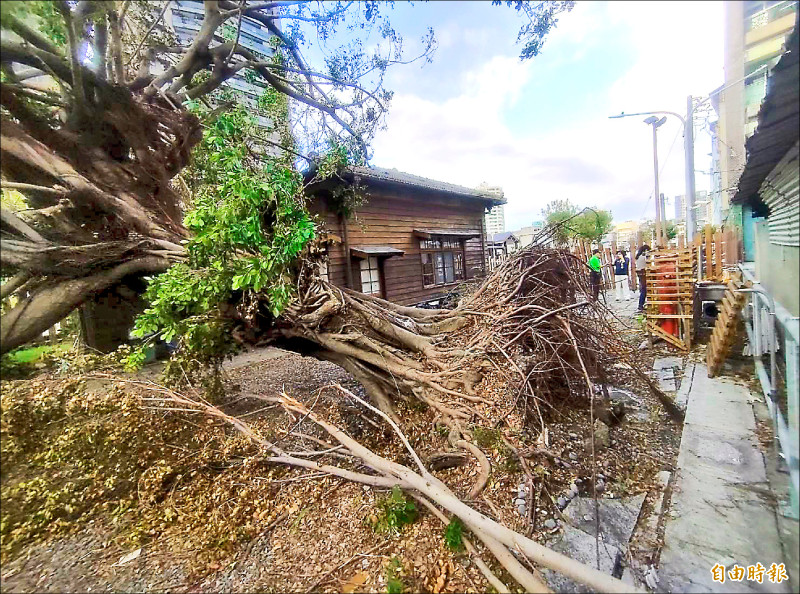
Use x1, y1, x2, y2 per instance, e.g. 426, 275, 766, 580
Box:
371, 1, 724, 229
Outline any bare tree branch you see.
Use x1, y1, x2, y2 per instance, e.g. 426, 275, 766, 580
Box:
127, 0, 172, 66
55, 0, 89, 111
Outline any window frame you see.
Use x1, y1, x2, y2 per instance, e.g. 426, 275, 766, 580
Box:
419, 236, 466, 288
358, 255, 383, 297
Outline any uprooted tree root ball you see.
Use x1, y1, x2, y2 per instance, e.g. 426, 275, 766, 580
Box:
228, 240, 682, 462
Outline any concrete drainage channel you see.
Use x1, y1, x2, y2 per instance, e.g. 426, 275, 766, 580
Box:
509, 363, 683, 592
531, 473, 675, 593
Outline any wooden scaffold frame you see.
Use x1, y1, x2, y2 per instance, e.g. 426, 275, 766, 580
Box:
645, 246, 696, 350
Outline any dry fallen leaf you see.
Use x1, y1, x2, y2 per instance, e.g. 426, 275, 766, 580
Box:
342, 571, 368, 593
113, 548, 141, 567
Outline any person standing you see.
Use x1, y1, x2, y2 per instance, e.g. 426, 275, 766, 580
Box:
588, 248, 602, 302
613, 250, 631, 301
635, 244, 650, 312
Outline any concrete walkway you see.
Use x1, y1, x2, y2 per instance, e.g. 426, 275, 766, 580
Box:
602, 288, 641, 318
657, 363, 791, 593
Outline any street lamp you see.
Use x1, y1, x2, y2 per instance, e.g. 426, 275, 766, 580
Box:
644, 115, 667, 246
608, 95, 698, 243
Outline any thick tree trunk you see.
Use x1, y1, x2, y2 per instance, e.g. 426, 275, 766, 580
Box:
78, 275, 149, 353
0, 80, 198, 355
1, 257, 170, 354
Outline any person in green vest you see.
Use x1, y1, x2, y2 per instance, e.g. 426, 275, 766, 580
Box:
588, 248, 602, 301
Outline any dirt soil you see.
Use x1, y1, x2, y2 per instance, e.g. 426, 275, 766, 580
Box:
2, 313, 684, 594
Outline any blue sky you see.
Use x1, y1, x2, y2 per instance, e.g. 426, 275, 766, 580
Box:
305, 1, 725, 229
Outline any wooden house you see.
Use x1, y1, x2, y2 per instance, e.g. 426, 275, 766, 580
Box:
305, 166, 506, 306
488, 231, 520, 258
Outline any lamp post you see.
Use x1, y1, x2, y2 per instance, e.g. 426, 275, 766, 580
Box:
608, 95, 697, 243
644, 115, 667, 246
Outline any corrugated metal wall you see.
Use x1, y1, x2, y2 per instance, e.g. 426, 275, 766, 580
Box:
761, 141, 800, 246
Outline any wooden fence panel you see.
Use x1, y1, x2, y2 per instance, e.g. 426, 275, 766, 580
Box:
714, 231, 724, 277
603, 247, 614, 289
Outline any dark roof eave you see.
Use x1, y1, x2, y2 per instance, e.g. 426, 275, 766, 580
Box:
305, 167, 506, 206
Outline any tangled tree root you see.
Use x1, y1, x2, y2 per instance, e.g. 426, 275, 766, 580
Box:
223, 240, 683, 495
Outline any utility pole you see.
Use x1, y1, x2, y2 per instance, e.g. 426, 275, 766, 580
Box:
652, 125, 662, 246
684, 95, 697, 242
645, 116, 667, 246
610, 103, 700, 244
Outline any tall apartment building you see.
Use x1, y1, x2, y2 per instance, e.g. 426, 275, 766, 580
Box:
713, 1, 797, 223
478, 182, 506, 237
163, 1, 275, 127
484, 204, 506, 237
694, 190, 712, 227
674, 195, 686, 222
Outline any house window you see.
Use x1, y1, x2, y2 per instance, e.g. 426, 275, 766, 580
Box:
420, 237, 465, 287
319, 259, 329, 282
359, 256, 381, 295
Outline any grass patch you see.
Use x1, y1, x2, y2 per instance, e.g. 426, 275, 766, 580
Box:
443, 517, 465, 552
1, 343, 73, 378
6, 343, 70, 364
385, 557, 405, 594
471, 426, 501, 449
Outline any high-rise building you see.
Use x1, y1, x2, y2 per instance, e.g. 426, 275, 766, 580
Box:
163, 1, 275, 127
694, 190, 712, 227
484, 204, 506, 237
478, 183, 505, 236
674, 195, 686, 221
713, 1, 797, 223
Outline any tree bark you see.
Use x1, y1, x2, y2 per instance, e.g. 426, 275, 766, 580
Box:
1, 257, 169, 354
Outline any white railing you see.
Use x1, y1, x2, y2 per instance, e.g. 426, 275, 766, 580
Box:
739, 263, 799, 519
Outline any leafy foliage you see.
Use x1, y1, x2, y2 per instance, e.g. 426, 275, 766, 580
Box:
493, 1, 576, 60
0, 188, 27, 212
542, 200, 614, 244
443, 517, 465, 552
640, 219, 678, 243
370, 486, 418, 535
385, 556, 406, 594
1, 1, 67, 47
129, 95, 315, 374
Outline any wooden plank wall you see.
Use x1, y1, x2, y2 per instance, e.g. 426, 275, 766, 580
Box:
309, 185, 489, 306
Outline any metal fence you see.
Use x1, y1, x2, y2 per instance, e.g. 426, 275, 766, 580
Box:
739, 264, 799, 519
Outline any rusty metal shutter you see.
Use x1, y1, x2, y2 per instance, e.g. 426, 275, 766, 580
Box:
761, 142, 799, 247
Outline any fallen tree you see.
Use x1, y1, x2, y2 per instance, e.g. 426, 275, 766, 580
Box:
126, 377, 642, 593
0, 0, 574, 352
3, 4, 677, 587
0, 0, 681, 518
